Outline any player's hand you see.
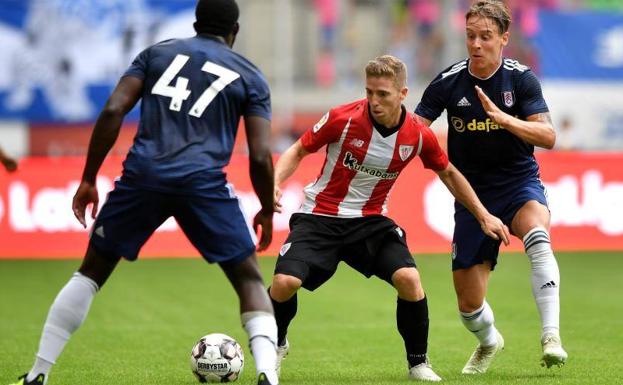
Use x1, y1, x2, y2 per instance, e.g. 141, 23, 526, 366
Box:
480, 213, 511, 246
253, 209, 273, 252
72, 181, 99, 228
1, 157, 17, 172
274, 185, 283, 213
475, 85, 510, 126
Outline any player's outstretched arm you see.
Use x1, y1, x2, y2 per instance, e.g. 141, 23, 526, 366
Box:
245, 115, 275, 251
436, 163, 510, 245
474, 85, 556, 149
72, 76, 143, 228
273, 139, 309, 213
0, 146, 18, 172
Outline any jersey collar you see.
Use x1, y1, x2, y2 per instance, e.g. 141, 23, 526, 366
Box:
467, 57, 503, 81
196, 33, 229, 46
367, 103, 406, 138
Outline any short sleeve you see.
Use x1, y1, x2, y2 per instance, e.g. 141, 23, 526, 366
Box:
300, 110, 343, 153
123, 48, 150, 80
243, 71, 272, 121
419, 124, 449, 171
415, 76, 447, 122
516, 70, 549, 117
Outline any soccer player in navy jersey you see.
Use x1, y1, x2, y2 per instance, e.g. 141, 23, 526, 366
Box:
10, 1, 279, 385
0, 145, 17, 172
268, 55, 509, 382
415, 0, 567, 374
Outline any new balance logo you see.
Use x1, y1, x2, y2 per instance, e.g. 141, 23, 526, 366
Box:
540, 281, 557, 289
457, 97, 471, 107
349, 138, 365, 148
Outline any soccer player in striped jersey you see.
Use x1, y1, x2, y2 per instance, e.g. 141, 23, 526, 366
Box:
415, 0, 568, 374
268, 55, 509, 382
9, 1, 279, 385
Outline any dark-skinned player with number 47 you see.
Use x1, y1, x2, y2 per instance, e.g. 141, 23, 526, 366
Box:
8, 1, 280, 385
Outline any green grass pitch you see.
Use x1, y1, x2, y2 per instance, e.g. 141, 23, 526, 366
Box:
1, 252, 621, 385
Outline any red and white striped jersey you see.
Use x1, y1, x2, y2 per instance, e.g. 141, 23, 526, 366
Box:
299, 99, 448, 218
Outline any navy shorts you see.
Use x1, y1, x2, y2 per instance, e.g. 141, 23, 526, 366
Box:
275, 214, 416, 291
452, 177, 548, 271
89, 180, 256, 264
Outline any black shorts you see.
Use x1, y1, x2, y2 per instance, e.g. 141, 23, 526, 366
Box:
275, 213, 416, 291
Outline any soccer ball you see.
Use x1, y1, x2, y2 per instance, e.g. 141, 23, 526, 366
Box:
190, 333, 244, 383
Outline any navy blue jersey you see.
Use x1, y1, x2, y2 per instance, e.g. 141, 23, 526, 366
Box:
415, 58, 549, 190
121, 35, 271, 193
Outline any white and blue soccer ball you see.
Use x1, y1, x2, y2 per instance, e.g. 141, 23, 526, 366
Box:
190, 333, 244, 383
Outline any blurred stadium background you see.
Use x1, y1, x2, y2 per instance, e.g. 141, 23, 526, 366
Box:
2, 2, 623, 385
0, 0, 622, 257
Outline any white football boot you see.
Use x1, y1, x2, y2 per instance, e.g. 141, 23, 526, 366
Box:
408, 361, 442, 382
541, 332, 567, 368
275, 338, 289, 376
462, 331, 505, 374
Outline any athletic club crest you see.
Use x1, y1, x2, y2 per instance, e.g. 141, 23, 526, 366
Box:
399, 145, 414, 161
502, 91, 515, 107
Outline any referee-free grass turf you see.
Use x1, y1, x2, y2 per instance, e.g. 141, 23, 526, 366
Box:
1, 252, 621, 385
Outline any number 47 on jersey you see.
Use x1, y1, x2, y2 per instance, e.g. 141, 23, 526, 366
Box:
152, 54, 240, 118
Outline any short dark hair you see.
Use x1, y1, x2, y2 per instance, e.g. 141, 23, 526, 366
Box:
465, 0, 512, 34
194, 0, 239, 37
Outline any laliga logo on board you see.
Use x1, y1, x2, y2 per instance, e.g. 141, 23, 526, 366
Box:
423, 170, 623, 240
5, 177, 179, 233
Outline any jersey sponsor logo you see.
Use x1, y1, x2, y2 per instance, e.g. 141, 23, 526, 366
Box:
457, 97, 471, 107
279, 242, 291, 256
399, 145, 414, 161
502, 91, 515, 107
451, 117, 466, 133
313, 112, 329, 133
450, 117, 506, 133
349, 138, 365, 148
342, 152, 399, 180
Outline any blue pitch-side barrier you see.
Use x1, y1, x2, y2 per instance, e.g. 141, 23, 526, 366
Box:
534, 10, 623, 80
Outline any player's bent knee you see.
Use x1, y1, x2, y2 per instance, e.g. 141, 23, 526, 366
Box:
270, 274, 302, 302
392, 267, 424, 301
457, 296, 485, 313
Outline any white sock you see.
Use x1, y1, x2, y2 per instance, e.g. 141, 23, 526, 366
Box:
523, 227, 560, 337
460, 301, 498, 347
242, 311, 279, 385
27, 272, 98, 383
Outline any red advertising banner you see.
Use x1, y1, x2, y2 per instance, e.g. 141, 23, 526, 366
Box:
0, 152, 622, 259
